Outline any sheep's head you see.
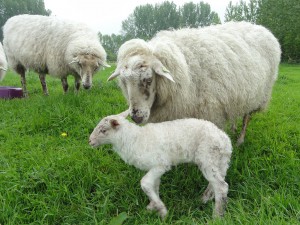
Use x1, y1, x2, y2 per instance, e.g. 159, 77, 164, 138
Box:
89, 110, 129, 147
69, 54, 110, 89
108, 55, 174, 124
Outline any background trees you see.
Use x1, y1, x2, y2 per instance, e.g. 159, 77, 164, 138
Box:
225, 0, 300, 62
121, 1, 220, 40
0, 0, 51, 41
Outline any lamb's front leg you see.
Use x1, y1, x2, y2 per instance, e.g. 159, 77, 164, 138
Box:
141, 166, 169, 218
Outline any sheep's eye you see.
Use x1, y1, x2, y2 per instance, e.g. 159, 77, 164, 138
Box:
146, 78, 152, 84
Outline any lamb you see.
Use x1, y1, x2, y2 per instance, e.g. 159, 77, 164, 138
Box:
89, 110, 232, 218
108, 22, 281, 145
2, 14, 109, 96
0, 42, 7, 80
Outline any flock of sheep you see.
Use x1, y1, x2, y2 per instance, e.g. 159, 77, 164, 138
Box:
0, 14, 281, 218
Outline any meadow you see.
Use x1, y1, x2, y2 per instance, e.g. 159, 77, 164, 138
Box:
0, 64, 299, 224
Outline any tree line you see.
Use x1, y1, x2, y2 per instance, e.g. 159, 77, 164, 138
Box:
0, 0, 299, 62
0, 0, 51, 40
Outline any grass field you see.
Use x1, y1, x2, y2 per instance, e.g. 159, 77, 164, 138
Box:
0, 64, 299, 225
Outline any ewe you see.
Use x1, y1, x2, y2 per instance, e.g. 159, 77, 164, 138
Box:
108, 22, 281, 145
89, 111, 232, 218
3, 14, 109, 96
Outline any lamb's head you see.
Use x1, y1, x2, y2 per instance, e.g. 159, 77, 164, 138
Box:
89, 110, 129, 147
108, 55, 174, 124
69, 54, 110, 89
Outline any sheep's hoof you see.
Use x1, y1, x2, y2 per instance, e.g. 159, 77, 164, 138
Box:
236, 137, 244, 146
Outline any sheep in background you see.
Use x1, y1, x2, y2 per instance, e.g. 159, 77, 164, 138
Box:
89, 111, 232, 218
108, 22, 281, 145
0, 42, 7, 80
3, 14, 109, 96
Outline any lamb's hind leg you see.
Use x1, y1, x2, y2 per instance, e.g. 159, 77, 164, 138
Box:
201, 183, 214, 203
200, 165, 228, 218
141, 166, 169, 218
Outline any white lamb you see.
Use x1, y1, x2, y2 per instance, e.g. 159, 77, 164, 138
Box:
0, 42, 7, 80
89, 111, 232, 218
3, 14, 109, 96
108, 21, 281, 145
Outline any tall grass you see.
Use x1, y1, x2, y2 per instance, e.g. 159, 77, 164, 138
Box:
0, 64, 299, 224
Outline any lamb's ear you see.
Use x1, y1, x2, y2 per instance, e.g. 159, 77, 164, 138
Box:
152, 59, 175, 83
110, 119, 120, 129
107, 67, 120, 81
118, 109, 129, 118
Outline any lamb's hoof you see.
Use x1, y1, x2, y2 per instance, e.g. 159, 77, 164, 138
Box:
146, 201, 156, 211
158, 207, 168, 218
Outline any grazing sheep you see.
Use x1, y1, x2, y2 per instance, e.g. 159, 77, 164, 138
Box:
0, 42, 7, 80
3, 14, 109, 96
89, 111, 232, 218
108, 22, 281, 145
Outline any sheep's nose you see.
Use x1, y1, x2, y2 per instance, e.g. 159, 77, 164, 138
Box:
83, 84, 91, 89
131, 114, 143, 124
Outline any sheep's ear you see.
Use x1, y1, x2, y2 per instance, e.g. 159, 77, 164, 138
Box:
152, 60, 175, 83
110, 119, 120, 128
0, 66, 7, 71
107, 67, 120, 81
99, 60, 111, 68
69, 57, 79, 65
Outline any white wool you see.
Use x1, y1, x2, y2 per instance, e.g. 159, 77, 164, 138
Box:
0, 42, 7, 81
89, 113, 232, 217
2, 14, 107, 89
113, 22, 281, 134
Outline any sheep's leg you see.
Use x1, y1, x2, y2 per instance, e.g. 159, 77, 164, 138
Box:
201, 166, 228, 218
39, 73, 48, 95
237, 113, 251, 146
61, 77, 68, 93
141, 166, 169, 218
16, 64, 28, 97
201, 183, 215, 203
75, 77, 81, 93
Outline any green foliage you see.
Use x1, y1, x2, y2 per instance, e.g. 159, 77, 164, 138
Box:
0, 64, 299, 224
225, 0, 300, 62
180, 2, 221, 28
99, 33, 126, 62
121, 1, 220, 40
0, 0, 51, 41
224, 0, 260, 23
257, 0, 300, 62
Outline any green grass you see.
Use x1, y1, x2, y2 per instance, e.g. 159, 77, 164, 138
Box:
0, 64, 299, 224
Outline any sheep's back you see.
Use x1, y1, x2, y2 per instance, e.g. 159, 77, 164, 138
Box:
3, 14, 102, 76
152, 22, 281, 122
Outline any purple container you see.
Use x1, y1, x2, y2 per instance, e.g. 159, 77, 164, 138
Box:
0, 86, 23, 99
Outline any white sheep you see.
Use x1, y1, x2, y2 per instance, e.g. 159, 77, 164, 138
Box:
108, 22, 281, 145
0, 42, 7, 80
89, 111, 232, 218
2, 14, 109, 96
